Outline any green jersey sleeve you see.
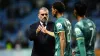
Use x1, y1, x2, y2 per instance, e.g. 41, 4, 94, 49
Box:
55, 22, 64, 33
74, 24, 86, 56
74, 25, 84, 38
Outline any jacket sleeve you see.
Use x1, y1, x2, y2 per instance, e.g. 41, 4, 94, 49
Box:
27, 24, 37, 41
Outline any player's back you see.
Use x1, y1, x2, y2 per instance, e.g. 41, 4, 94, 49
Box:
77, 18, 96, 51
54, 17, 72, 56
63, 18, 72, 56
55, 17, 71, 43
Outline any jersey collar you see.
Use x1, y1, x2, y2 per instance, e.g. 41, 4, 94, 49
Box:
57, 16, 64, 19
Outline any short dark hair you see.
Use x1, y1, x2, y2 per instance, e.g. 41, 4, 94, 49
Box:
52, 2, 65, 13
74, 2, 87, 16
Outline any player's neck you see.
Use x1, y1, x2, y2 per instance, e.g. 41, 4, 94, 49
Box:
56, 13, 63, 19
77, 15, 85, 21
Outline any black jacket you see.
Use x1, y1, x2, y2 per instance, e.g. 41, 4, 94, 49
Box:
28, 21, 55, 56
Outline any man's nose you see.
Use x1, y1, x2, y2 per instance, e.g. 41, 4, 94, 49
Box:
44, 15, 47, 18
44, 16, 47, 20
44, 17, 46, 19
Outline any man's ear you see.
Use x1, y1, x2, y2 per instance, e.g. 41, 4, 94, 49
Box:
38, 14, 40, 19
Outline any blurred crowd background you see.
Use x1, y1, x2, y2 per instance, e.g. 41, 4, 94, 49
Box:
0, 0, 100, 56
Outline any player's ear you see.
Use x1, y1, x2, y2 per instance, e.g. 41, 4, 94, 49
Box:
74, 9, 77, 16
54, 9, 58, 13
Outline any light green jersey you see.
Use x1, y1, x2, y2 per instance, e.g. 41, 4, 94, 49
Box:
74, 18, 96, 56
54, 16, 72, 56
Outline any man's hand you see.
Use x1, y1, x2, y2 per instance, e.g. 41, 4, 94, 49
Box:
41, 24, 55, 37
36, 25, 42, 34
41, 24, 47, 34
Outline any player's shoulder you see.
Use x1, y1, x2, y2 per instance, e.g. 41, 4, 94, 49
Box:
55, 19, 63, 28
86, 18, 96, 28
57, 17, 68, 23
57, 17, 64, 21
60, 17, 67, 21
65, 18, 71, 24
55, 20, 63, 27
75, 21, 82, 27
86, 18, 95, 24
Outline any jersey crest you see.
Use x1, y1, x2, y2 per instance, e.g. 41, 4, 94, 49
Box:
56, 23, 62, 29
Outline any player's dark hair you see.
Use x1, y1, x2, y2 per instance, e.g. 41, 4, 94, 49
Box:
52, 2, 65, 13
74, 2, 87, 16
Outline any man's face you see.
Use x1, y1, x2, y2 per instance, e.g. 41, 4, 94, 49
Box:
52, 6, 57, 18
38, 10, 48, 23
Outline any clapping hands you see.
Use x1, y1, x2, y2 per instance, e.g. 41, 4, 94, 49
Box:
41, 24, 47, 34
36, 24, 47, 34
